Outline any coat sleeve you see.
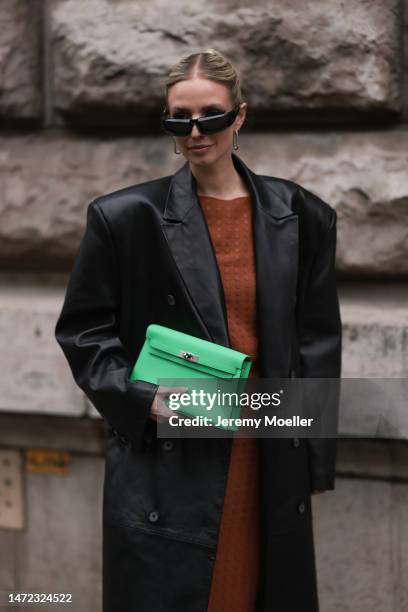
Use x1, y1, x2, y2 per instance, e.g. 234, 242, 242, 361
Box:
54, 199, 159, 450
298, 207, 342, 491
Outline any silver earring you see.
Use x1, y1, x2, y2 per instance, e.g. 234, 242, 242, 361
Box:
233, 130, 239, 150
173, 138, 181, 154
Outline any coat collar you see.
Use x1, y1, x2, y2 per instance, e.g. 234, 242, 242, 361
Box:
160, 153, 298, 376
163, 152, 294, 222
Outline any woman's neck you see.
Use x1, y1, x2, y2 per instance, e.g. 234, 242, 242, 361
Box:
191, 154, 250, 199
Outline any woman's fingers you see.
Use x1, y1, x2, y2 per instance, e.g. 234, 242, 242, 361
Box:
150, 386, 189, 421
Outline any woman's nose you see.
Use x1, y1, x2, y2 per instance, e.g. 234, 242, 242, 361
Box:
191, 122, 201, 137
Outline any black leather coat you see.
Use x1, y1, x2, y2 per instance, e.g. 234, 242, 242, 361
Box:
55, 152, 342, 612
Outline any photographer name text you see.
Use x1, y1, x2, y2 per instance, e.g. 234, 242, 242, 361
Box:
168, 415, 314, 429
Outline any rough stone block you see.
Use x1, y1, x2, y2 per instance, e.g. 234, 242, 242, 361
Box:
50, 0, 401, 124
0, 131, 407, 277
243, 131, 408, 278
0, 0, 41, 121
0, 133, 178, 269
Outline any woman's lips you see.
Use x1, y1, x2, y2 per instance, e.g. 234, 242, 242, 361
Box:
188, 144, 212, 150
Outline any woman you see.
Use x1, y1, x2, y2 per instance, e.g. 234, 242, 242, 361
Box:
55, 48, 342, 612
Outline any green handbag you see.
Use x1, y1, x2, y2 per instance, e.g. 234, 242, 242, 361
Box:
129, 324, 252, 431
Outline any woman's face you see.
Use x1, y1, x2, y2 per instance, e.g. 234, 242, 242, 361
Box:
166, 76, 247, 167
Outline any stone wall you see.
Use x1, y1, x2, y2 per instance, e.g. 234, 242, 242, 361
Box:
1, 0, 407, 393
0, 0, 407, 277
0, 1, 408, 611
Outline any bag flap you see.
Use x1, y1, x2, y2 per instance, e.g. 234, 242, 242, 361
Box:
146, 324, 250, 376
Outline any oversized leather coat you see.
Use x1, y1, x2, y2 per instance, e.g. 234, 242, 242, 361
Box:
55, 152, 342, 612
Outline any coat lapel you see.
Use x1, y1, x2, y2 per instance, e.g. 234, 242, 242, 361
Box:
160, 153, 298, 376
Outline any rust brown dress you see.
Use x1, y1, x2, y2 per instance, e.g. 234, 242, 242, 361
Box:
199, 194, 262, 612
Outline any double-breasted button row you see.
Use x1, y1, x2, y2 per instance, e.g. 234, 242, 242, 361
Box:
167, 294, 176, 306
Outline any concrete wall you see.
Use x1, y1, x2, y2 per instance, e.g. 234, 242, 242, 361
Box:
0, 0, 408, 610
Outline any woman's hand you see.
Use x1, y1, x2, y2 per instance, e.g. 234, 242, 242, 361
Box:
150, 385, 188, 422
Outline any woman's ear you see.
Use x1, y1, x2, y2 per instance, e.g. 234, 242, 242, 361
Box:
235, 102, 247, 130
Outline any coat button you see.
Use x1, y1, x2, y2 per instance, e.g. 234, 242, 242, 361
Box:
163, 440, 174, 452
167, 294, 176, 306
292, 437, 300, 448
297, 502, 306, 514
148, 510, 159, 523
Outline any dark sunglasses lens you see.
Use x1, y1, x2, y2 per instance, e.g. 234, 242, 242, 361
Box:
198, 113, 234, 134
162, 119, 191, 136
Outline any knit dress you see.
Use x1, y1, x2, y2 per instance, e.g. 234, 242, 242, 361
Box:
198, 194, 262, 612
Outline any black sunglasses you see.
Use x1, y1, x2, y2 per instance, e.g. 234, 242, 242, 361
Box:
161, 105, 241, 136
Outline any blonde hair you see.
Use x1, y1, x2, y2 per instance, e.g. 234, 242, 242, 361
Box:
164, 48, 243, 110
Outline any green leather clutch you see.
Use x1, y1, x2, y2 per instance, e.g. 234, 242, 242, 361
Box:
129, 324, 252, 431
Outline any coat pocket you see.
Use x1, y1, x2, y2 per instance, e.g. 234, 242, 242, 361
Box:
102, 438, 219, 550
